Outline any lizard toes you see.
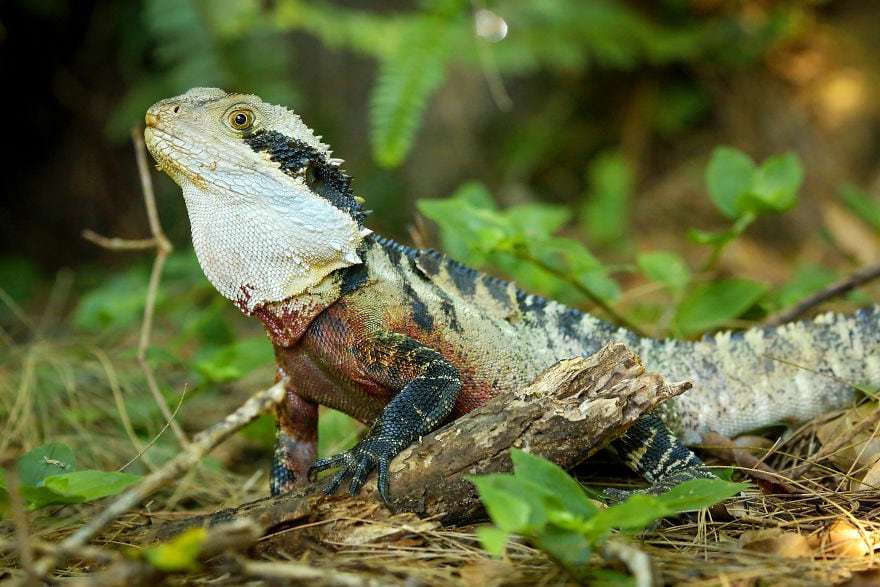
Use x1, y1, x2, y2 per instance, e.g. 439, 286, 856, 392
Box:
348, 453, 375, 496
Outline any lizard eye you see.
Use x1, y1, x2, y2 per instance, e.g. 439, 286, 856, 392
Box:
227, 108, 254, 131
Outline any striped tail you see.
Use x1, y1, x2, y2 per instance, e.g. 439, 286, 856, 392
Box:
637, 306, 880, 445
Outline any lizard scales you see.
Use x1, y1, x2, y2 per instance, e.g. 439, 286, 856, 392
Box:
144, 88, 880, 501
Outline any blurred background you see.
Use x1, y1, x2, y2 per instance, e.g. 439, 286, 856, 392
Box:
1, 0, 880, 501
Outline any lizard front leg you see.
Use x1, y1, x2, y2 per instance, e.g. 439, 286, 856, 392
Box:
271, 382, 319, 496
308, 331, 461, 504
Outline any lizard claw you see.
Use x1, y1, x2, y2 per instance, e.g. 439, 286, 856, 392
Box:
308, 436, 397, 505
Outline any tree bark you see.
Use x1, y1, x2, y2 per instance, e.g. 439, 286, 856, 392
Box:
149, 343, 690, 542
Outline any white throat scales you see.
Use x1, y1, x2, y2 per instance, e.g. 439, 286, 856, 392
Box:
180, 170, 366, 313
144, 88, 369, 312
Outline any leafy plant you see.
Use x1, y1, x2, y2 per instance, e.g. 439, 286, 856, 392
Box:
694, 147, 804, 264
0, 443, 140, 513
369, 16, 457, 167
469, 449, 746, 579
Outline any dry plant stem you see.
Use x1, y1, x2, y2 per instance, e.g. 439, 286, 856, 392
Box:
81, 231, 156, 251
81, 128, 186, 446
765, 262, 880, 327
700, 432, 796, 493
26, 378, 287, 583
150, 343, 690, 541
131, 128, 185, 446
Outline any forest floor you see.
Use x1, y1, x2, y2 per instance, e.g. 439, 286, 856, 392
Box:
2, 301, 880, 586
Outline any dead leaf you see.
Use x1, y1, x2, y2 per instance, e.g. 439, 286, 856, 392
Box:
740, 528, 812, 558
809, 519, 876, 558
815, 404, 880, 476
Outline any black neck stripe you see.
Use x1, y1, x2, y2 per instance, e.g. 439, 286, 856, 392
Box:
244, 129, 366, 225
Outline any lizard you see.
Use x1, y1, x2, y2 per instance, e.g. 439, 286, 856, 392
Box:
143, 87, 880, 504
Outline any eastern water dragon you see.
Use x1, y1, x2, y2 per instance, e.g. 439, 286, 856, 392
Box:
143, 88, 880, 503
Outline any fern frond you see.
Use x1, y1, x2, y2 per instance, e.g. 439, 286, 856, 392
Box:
369, 18, 456, 168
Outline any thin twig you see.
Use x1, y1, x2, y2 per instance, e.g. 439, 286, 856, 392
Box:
81, 230, 157, 251
118, 383, 189, 472
765, 262, 880, 327
26, 378, 287, 582
82, 128, 186, 446
130, 128, 184, 445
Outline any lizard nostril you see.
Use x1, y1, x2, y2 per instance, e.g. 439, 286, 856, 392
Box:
173, 105, 180, 114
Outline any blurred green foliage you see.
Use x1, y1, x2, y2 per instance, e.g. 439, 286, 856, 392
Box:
110, 0, 806, 167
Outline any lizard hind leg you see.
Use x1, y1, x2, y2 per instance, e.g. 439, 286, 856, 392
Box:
604, 413, 716, 502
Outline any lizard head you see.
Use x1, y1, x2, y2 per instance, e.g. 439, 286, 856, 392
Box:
144, 87, 369, 313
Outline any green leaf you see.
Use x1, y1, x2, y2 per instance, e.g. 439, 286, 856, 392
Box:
581, 151, 634, 244
417, 183, 508, 264
653, 478, 748, 512
674, 278, 767, 336
748, 152, 803, 213
20, 485, 81, 510
637, 251, 691, 294
17, 443, 76, 487
144, 527, 207, 572
586, 479, 747, 538
467, 474, 536, 533
506, 203, 572, 238
476, 526, 510, 558
533, 525, 592, 570
370, 18, 452, 167
706, 147, 756, 219
43, 470, 141, 502
586, 494, 670, 536
510, 449, 596, 518
839, 183, 880, 232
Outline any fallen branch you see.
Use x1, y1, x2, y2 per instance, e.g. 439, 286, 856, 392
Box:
150, 343, 690, 543
765, 262, 880, 327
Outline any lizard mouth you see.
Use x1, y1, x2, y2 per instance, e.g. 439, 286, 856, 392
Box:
143, 126, 209, 190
